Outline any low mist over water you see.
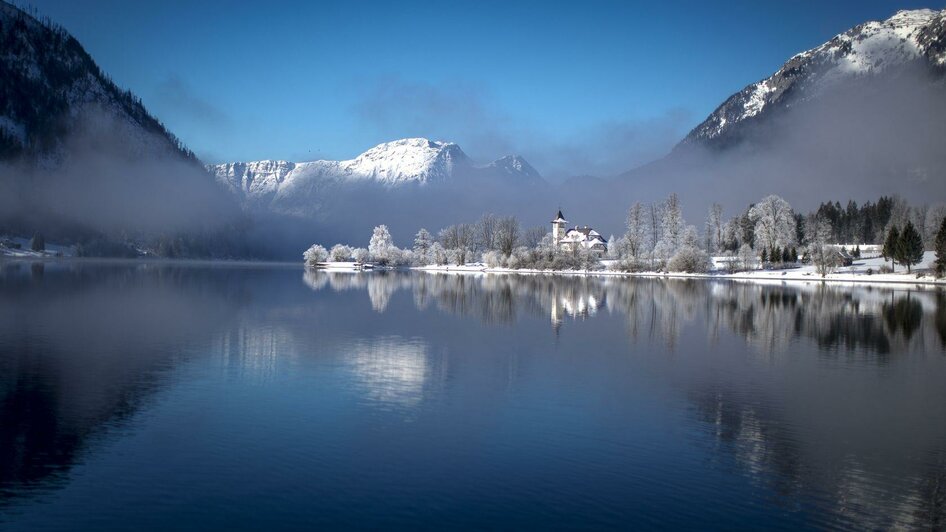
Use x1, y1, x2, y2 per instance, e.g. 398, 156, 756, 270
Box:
1, 262, 945, 529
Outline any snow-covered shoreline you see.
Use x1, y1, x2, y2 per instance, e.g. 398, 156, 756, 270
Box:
413, 252, 946, 288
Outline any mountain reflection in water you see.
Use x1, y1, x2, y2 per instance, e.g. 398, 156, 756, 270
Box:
0, 262, 944, 530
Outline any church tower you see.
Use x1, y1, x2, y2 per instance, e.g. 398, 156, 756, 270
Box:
551, 210, 567, 246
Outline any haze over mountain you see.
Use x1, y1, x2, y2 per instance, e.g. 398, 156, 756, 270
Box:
209, 138, 554, 256
0, 2, 242, 255
600, 8, 946, 226
1, 3, 945, 258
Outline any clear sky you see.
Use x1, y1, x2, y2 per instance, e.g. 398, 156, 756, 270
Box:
25, 0, 942, 178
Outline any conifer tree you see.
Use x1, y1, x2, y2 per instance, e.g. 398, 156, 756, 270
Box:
898, 221, 924, 273
760, 247, 768, 264
30, 232, 45, 252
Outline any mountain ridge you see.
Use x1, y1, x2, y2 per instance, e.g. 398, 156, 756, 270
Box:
209, 137, 546, 215
680, 8, 946, 148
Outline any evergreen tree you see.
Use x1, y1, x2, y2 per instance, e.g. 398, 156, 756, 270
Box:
898, 221, 924, 273
853, 245, 861, 258
29, 232, 45, 252
782, 246, 792, 263
883, 226, 900, 272
934, 217, 946, 278
760, 247, 768, 263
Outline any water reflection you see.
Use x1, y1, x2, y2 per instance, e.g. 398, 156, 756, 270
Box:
0, 261, 241, 507
347, 337, 430, 409
303, 270, 946, 358
0, 263, 944, 529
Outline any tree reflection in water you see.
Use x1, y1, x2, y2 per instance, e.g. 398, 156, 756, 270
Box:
304, 271, 946, 359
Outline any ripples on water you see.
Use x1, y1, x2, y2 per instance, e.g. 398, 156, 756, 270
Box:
1, 261, 945, 530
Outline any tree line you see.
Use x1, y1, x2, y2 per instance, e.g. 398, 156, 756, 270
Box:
303, 193, 946, 278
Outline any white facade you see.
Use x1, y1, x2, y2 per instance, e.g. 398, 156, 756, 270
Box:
551, 210, 607, 253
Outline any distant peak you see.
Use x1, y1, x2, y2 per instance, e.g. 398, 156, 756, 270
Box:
488, 154, 540, 179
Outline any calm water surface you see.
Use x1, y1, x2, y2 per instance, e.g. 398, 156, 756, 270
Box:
1, 261, 945, 530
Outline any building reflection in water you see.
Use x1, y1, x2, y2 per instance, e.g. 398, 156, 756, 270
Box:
304, 270, 946, 358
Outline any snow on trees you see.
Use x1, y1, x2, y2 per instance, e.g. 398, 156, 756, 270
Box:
934, 217, 946, 278
413, 228, 432, 263
624, 202, 650, 260
883, 226, 901, 271
705, 203, 723, 254
369, 225, 395, 265
303, 244, 328, 267
496, 216, 520, 257
659, 193, 685, 252
438, 224, 475, 265
924, 204, 946, 247
330, 244, 353, 262
737, 244, 756, 272
352, 247, 370, 264
748, 195, 795, 251
428, 242, 448, 266
807, 217, 839, 277
668, 227, 710, 273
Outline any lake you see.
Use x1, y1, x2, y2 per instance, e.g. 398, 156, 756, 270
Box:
1, 261, 945, 530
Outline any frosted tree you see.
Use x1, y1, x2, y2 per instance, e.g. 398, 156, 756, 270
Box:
653, 193, 685, 266
705, 203, 723, 254
721, 217, 741, 252
807, 217, 838, 277
477, 214, 499, 252
624, 202, 649, 259
934, 217, 946, 277
303, 244, 328, 267
748, 195, 795, 251
495, 216, 520, 256
884, 196, 911, 237
329, 244, 352, 262
369, 224, 395, 265
738, 243, 756, 272
428, 242, 448, 265
924, 204, 946, 247
668, 225, 710, 273
352, 247, 370, 264
413, 228, 432, 260
660, 193, 685, 251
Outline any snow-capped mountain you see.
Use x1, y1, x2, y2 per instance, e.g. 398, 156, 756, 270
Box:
209, 138, 545, 215
682, 8, 946, 146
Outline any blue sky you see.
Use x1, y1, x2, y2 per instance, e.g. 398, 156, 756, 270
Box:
27, 0, 941, 178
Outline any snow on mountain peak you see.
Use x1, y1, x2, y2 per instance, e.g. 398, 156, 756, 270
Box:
683, 8, 946, 145
343, 137, 470, 185
208, 138, 544, 214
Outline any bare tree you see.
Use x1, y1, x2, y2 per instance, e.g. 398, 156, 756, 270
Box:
705, 203, 723, 254
625, 202, 648, 259
476, 213, 499, 252
648, 202, 663, 268
523, 226, 547, 248
496, 216, 520, 256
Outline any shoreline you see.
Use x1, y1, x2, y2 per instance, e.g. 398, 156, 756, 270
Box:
413, 264, 946, 289
4, 255, 942, 289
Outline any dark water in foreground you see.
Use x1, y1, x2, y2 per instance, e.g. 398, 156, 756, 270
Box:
1, 261, 945, 530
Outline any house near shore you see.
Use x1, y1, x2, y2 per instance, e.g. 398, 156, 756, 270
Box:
551, 210, 608, 254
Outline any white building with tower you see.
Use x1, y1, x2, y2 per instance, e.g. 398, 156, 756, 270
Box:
551, 210, 608, 254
